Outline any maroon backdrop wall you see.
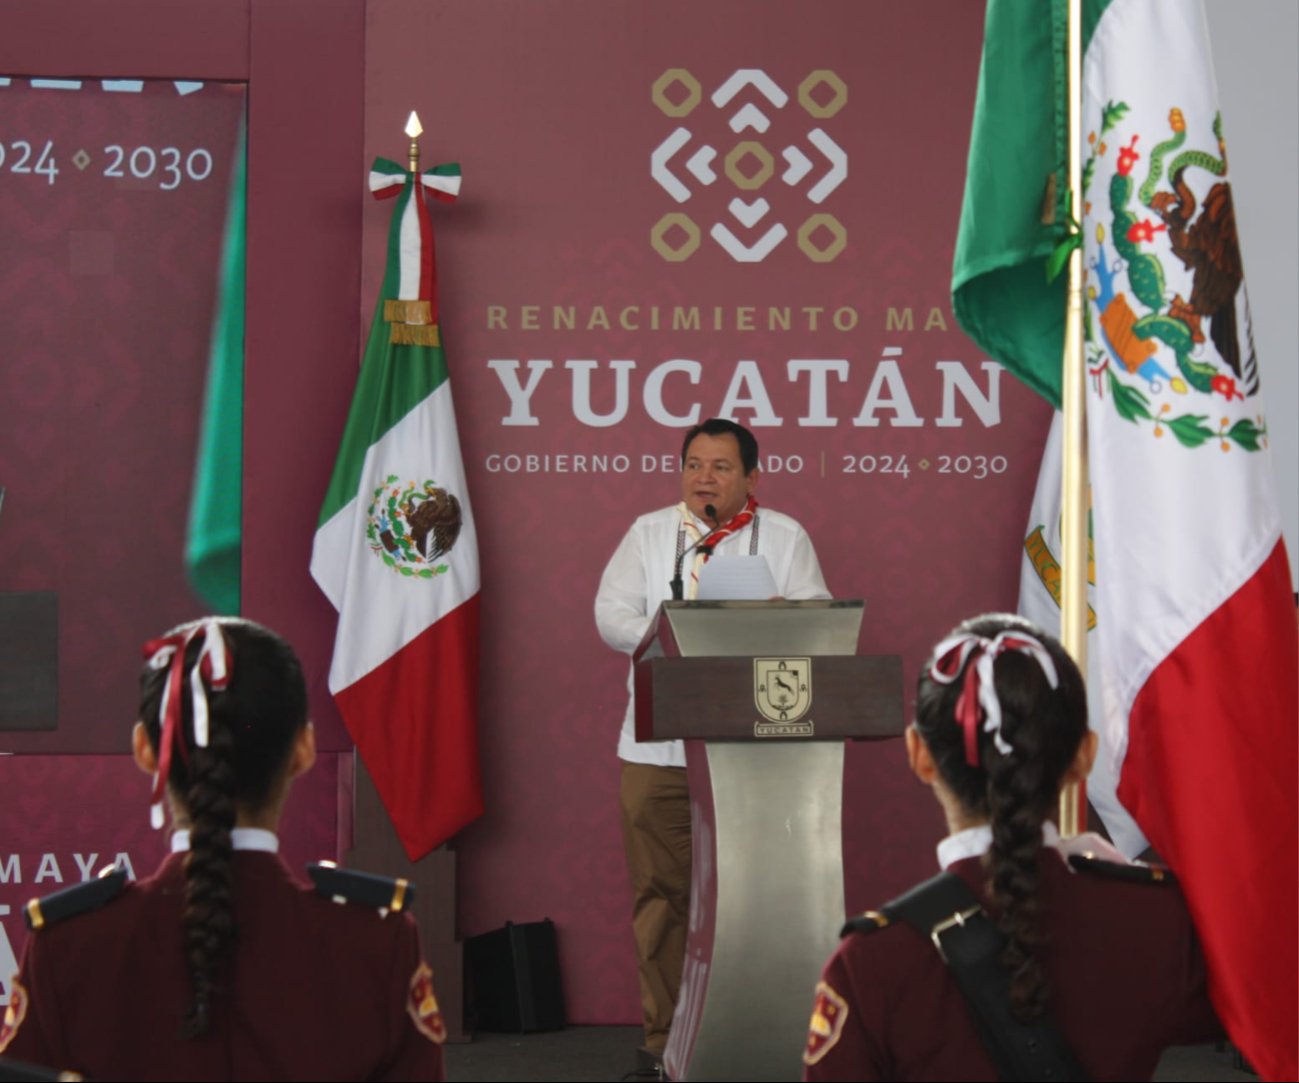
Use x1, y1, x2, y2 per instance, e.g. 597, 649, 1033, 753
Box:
0, 0, 366, 1019
0, 77, 244, 753
363, 0, 1050, 1024
1, 0, 1059, 1030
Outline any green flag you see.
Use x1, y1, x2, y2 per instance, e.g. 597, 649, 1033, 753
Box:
951, 0, 1101, 408
185, 121, 245, 614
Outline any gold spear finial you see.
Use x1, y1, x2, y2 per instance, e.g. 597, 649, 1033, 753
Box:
405, 111, 423, 173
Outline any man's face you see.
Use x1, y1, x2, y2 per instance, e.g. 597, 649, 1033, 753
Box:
680, 432, 758, 526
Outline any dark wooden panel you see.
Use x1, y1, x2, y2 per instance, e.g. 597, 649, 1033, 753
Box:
635, 655, 904, 742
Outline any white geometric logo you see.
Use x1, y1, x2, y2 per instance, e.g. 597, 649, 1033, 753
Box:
650, 68, 847, 263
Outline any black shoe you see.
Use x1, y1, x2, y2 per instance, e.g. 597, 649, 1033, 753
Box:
634, 1044, 665, 1078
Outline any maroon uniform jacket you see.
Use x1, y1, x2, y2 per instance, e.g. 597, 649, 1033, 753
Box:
803, 850, 1219, 1082
1, 851, 445, 1081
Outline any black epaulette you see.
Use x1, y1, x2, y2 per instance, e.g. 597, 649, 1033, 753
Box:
24, 866, 129, 932
839, 908, 890, 937
1068, 851, 1177, 884
308, 862, 415, 913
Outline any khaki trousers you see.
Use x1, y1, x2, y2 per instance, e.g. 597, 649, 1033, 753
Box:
619, 761, 692, 1054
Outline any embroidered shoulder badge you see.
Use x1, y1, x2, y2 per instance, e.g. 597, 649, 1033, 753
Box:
0, 977, 29, 1054
803, 980, 849, 1066
407, 961, 447, 1044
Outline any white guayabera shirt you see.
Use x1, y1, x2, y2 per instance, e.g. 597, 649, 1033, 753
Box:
595, 504, 829, 767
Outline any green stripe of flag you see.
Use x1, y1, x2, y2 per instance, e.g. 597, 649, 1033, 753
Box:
317, 324, 450, 527
951, 0, 1105, 408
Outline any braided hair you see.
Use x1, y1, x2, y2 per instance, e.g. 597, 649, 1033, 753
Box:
914, 613, 1088, 1022
138, 618, 308, 1038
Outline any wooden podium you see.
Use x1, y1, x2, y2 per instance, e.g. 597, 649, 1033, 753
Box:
633, 600, 903, 1082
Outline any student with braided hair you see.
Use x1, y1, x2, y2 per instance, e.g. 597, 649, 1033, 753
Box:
802, 614, 1219, 1082
0, 618, 446, 1081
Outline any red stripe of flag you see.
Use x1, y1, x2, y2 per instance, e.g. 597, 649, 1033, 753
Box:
1119, 540, 1298, 1080
335, 595, 483, 860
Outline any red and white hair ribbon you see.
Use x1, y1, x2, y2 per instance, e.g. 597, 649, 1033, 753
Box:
927, 630, 1059, 766
140, 620, 233, 829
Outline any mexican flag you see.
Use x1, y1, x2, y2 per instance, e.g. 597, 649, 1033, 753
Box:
1016, 411, 1152, 859
953, 1, 1297, 1078
311, 156, 482, 861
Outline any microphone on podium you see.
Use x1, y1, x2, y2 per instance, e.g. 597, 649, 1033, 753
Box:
669, 504, 720, 600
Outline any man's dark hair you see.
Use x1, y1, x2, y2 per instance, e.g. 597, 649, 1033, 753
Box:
680, 418, 759, 474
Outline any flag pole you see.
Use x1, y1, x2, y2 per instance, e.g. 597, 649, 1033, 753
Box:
1058, 0, 1089, 837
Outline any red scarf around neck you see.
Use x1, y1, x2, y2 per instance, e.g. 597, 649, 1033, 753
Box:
696, 494, 758, 555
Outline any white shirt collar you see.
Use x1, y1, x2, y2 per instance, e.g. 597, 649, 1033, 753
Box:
936, 821, 1060, 870
170, 827, 279, 854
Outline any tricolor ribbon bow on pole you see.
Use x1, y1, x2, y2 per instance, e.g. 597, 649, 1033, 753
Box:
367, 127, 462, 348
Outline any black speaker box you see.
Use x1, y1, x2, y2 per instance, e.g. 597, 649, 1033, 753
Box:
465, 918, 565, 1033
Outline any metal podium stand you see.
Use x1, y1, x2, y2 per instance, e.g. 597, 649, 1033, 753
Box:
632, 600, 903, 1081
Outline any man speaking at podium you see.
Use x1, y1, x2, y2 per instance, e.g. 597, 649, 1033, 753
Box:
594, 417, 829, 1063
